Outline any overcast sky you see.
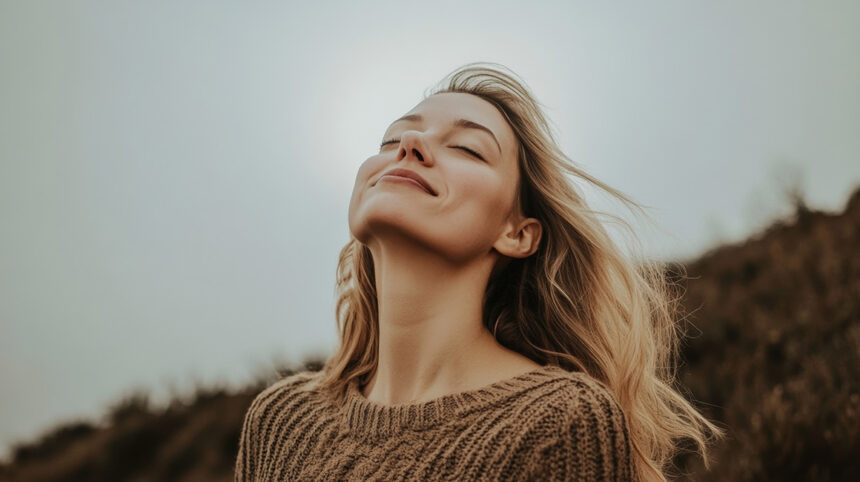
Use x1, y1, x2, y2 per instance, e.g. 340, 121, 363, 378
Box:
1, 0, 858, 461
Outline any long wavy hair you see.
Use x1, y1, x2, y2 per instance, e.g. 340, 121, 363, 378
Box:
310, 61, 724, 481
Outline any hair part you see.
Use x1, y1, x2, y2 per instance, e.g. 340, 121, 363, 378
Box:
311, 61, 725, 481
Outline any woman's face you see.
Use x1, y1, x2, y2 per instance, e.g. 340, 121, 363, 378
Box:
348, 92, 523, 263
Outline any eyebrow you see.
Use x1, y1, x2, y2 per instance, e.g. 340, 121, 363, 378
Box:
388, 114, 502, 156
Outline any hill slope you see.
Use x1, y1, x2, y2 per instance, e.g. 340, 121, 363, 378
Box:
671, 187, 859, 481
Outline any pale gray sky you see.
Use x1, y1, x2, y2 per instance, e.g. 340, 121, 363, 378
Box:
1, 0, 858, 461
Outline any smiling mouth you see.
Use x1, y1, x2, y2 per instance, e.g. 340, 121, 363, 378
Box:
377, 175, 435, 195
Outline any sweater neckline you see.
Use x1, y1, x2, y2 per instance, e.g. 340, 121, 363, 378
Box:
341, 364, 568, 438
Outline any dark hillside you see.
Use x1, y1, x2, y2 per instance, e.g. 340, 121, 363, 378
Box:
0, 363, 322, 482
672, 187, 860, 481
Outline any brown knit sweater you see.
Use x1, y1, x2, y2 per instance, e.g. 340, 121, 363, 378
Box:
234, 364, 638, 481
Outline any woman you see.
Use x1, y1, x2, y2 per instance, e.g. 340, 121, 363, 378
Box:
235, 62, 724, 481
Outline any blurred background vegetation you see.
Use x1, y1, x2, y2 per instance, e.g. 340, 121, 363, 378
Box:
1, 186, 858, 482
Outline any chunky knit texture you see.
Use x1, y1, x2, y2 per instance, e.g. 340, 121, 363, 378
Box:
234, 364, 638, 481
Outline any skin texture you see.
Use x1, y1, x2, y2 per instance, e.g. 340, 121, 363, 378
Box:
348, 92, 543, 406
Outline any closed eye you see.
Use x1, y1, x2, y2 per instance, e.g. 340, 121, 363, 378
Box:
454, 146, 485, 161
379, 138, 486, 162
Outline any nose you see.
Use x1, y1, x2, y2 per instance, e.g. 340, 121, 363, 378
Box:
397, 131, 433, 165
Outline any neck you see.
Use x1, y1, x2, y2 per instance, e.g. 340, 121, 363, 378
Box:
361, 234, 525, 406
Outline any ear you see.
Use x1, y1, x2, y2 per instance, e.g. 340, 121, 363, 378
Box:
492, 216, 542, 259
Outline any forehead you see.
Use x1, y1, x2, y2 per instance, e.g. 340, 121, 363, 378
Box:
409, 92, 502, 122
392, 92, 517, 159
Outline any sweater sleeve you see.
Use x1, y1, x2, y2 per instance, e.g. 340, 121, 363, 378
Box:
533, 386, 639, 482
233, 378, 287, 482
233, 372, 316, 481
234, 392, 262, 482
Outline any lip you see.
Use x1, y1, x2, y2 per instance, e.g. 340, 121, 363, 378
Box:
374, 168, 437, 196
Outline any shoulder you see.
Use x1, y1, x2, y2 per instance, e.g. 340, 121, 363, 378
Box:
513, 368, 628, 423
539, 370, 631, 444
516, 370, 638, 481
490, 368, 631, 443
242, 370, 322, 426
235, 370, 323, 480
546, 370, 628, 423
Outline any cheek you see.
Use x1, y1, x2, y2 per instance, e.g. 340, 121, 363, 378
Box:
429, 173, 510, 259
462, 167, 507, 203
355, 155, 382, 180
448, 170, 510, 226
351, 156, 385, 193
349, 157, 378, 207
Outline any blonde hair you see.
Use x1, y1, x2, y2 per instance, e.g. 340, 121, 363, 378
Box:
312, 61, 725, 481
